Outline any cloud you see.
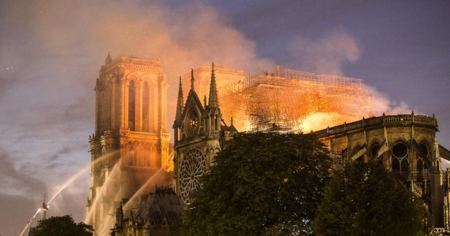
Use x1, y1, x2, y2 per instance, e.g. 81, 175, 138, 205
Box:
0, 148, 46, 198
48, 146, 72, 162
288, 28, 363, 75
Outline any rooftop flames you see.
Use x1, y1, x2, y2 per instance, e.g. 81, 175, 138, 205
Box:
185, 66, 371, 133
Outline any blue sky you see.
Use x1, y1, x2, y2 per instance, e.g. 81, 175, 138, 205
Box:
0, 0, 449, 235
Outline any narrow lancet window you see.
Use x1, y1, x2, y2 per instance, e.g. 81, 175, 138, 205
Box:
129, 80, 136, 131
143, 82, 150, 132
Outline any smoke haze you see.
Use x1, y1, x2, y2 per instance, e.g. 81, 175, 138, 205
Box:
288, 28, 363, 76
0, 0, 275, 234
2, 1, 445, 236
287, 28, 411, 116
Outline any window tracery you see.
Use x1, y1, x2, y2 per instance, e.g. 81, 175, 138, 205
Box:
391, 142, 409, 172
179, 149, 206, 204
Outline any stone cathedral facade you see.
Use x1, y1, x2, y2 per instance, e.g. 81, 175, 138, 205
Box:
173, 64, 237, 205
86, 54, 171, 235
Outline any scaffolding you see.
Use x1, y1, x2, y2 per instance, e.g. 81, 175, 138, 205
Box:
220, 66, 371, 132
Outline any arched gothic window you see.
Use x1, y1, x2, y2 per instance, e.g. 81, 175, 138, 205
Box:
401, 158, 409, 171
391, 142, 409, 172
417, 159, 424, 182
418, 143, 429, 170
142, 82, 149, 132
417, 159, 424, 170
392, 159, 400, 171
129, 80, 136, 131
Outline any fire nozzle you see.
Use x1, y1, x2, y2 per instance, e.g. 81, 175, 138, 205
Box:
39, 202, 48, 212
39, 201, 48, 220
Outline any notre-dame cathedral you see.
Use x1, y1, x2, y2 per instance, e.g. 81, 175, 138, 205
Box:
88, 54, 450, 235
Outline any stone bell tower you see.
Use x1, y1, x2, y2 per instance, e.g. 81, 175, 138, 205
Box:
86, 53, 170, 235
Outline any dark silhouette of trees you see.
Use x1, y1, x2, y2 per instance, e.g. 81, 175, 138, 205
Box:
182, 133, 332, 236
314, 161, 430, 236
31, 215, 93, 236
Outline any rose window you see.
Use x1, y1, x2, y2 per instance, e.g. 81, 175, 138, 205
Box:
180, 149, 206, 204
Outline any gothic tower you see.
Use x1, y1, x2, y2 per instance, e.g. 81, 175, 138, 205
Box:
86, 54, 170, 234
173, 63, 225, 205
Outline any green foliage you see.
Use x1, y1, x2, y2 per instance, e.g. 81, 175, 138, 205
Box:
31, 215, 93, 236
182, 133, 332, 236
314, 161, 430, 236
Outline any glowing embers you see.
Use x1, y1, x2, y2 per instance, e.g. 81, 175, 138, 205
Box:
179, 149, 206, 204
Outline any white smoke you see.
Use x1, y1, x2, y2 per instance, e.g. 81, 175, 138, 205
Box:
288, 28, 362, 76
366, 85, 412, 116
287, 28, 412, 116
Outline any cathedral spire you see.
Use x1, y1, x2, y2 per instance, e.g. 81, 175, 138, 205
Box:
175, 76, 184, 123
105, 51, 112, 65
208, 62, 219, 108
190, 69, 195, 91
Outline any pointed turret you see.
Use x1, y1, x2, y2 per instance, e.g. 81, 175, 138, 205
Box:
208, 62, 219, 108
228, 117, 238, 132
190, 69, 195, 91
105, 51, 112, 65
115, 202, 124, 228
175, 77, 184, 124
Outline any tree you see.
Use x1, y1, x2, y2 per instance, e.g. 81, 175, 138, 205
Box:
314, 161, 430, 236
182, 133, 332, 236
31, 215, 93, 236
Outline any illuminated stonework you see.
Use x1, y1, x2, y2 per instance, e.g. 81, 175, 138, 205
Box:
179, 149, 206, 204
86, 54, 171, 236
173, 64, 237, 205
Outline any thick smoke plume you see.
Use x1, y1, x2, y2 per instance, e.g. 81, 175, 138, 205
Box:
0, 1, 274, 234
288, 28, 362, 76
0, 1, 413, 235
287, 28, 411, 117
366, 85, 412, 115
